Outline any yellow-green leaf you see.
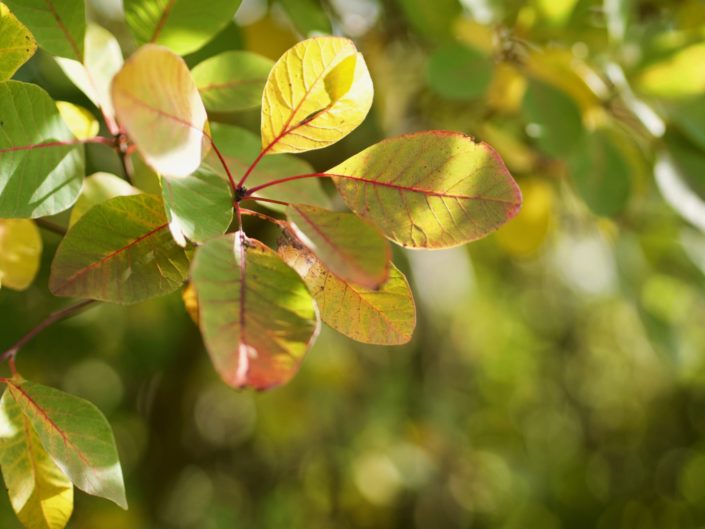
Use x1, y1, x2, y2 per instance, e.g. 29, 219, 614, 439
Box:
111, 44, 209, 177
69, 172, 139, 226
0, 390, 74, 529
637, 43, 705, 99
56, 102, 99, 140
0, 219, 42, 291
260, 36, 373, 154
0, 2, 37, 81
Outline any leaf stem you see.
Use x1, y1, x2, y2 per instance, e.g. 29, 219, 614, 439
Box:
244, 196, 291, 207
237, 140, 276, 188
240, 208, 288, 227
209, 140, 237, 193
244, 173, 334, 197
0, 136, 115, 154
35, 218, 67, 236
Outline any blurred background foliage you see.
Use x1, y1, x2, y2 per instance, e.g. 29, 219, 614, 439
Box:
3, 0, 705, 527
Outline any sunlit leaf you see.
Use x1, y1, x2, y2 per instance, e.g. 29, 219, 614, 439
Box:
3, 0, 85, 60
5, 379, 126, 509
0, 219, 42, 291
69, 172, 139, 226
208, 123, 330, 212
0, 81, 84, 218
637, 43, 705, 98
329, 131, 522, 248
0, 2, 37, 81
49, 194, 189, 304
191, 51, 273, 112
278, 0, 332, 37
260, 36, 373, 154
124, 0, 242, 55
280, 244, 415, 345
111, 44, 209, 178
0, 390, 74, 529
426, 42, 493, 101
286, 204, 390, 289
396, 0, 460, 41
56, 102, 99, 140
162, 169, 233, 246
191, 234, 319, 390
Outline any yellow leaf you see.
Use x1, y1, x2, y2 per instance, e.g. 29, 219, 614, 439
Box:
0, 219, 42, 291
111, 45, 209, 177
0, 390, 74, 529
260, 36, 373, 154
56, 102, 99, 140
637, 43, 705, 98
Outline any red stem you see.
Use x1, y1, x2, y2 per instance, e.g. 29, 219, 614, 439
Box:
240, 208, 288, 227
237, 141, 274, 188
0, 136, 115, 154
244, 173, 334, 197
244, 196, 291, 207
210, 140, 237, 193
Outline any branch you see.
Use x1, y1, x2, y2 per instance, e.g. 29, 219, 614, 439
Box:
35, 218, 67, 236
240, 208, 288, 227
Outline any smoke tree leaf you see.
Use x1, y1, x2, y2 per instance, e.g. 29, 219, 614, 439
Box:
56, 102, 99, 140
4, 379, 127, 509
111, 44, 209, 178
0, 219, 42, 291
329, 131, 522, 248
3, 0, 85, 61
427, 42, 494, 101
69, 172, 140, 226
0, 390, 74, 529
123, 0, 242, 55
191, 234, 319, 390
49, 194, 189, 304
280, 244, 415, 345
192, 51, 273, 112
0, 81, 85, 218
260, 36, 373, 154
286, 204, 390, 289
162, 169, 233, 246
0, 3, 37, 81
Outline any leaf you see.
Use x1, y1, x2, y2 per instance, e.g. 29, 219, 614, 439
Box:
286, 204, 390, 289
260, 36, 373, 154
124, 0, 242, 55
0, 389, 74, 529
636, 43, 705, 99
56, 102, 99, 140
69, 172, 139, 226
396, 0, 460, 41
191, 234, 319, 390
3, 0, 85, 60
0, 81, 85, 218
56, 24, 123, 125
0, 2, 37, 81
426, 42, 494, 101
162, 169, 233, 246
49, 194, 189, 304
111, 44, 209, 178
279, 244, 415, 345
191, 51, 273, 112
4, 379, 126, 509
329, 131, 522, 248
207, 124, 330, 212
0, 219, 42, 291
278, 0, 332, 37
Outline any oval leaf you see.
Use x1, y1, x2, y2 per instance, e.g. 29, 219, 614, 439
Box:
329, 131, 522, 248
260, 36, 373, 154
49, 194, 189, 304
4, 0, 85, 60
0, 81, 85, 218
286, 204, 390, 289
5, 380, 126, 509
280, 244, 415, 345
0, 389, 74, 529
191, 234, 319, 390
426, 42, 494, 101
124, 0, 242, 55
56, 101, 99, 140
0, 219, 42, 291
192, 51, 273, 112
0, 3, 37, 80
69, 172, 139, 226
111, 44, 209, 177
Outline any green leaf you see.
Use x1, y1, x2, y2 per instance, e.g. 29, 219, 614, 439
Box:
280, 244, 415, 345
521, 78, 584, 158
208, 124, 330, 212
5, 379, 126, 509
191, 234, 319, 390
3, 0, 85, 60
191, 51, 273, 112
260, 36, 373, 154
69, 172, 139, 226
0, 219, 42, 291
0, 389, 74, 529
162, 169, 233, 245
0, 2, 37, 81
329, 131, 522, 248
0, 81, 84, 218
426, 42, 494, 101
111, 44, 209, 178
49, 194, 189, 304
396, 0, 460, 41
286, 204, 390, 289
278, 0, 332, 37
124, 0, 242, 55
